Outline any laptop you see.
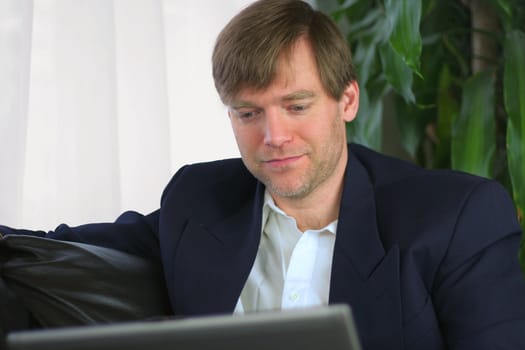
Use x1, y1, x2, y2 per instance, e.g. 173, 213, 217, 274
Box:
7, 304, 361, 350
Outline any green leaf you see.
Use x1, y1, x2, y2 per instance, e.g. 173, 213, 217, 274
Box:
489, 0, 513, 31
379, 43, 415, 103
352, 38, 379, 85
349, 11, 392, 84
487, 0, 525, 32
346, 8, 382, 36
504, 30, 525, 233
394, 98, 426, 159
441, 32, 470, 78
451, 71, 496, 178
347, 88, 383, 151
383, 0, 423, 76
434, 65, 459, 168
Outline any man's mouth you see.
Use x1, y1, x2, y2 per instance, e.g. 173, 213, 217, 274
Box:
262, 155, 303, 168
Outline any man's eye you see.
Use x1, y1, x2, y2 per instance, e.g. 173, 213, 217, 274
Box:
238, 110, 261, 120
241, 111, 255, 118
289, 104, 309, 113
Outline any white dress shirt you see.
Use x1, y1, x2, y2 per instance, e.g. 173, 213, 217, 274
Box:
235, 191, 337, 313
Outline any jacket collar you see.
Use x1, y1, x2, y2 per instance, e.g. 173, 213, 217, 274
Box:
333, 144, 386, 280
329, 144, 402, 349
172, 179, 265, 316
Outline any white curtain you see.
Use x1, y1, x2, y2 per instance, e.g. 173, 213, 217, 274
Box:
0, 0, 250, 230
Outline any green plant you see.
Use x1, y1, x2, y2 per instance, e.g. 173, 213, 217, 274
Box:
317, 0, 525, 271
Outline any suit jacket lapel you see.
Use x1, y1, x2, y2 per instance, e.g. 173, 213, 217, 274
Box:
172, 183, 265, 316
330, 146, 403, 349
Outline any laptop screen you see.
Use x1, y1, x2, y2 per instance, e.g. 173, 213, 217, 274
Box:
7, 304, 362, 350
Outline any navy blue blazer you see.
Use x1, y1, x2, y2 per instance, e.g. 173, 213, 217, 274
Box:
3, 143, 525, 349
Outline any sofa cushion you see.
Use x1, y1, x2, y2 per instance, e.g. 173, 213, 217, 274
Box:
0, 235, 171, 328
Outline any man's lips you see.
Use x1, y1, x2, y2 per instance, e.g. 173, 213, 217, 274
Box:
262, 155, 304, 168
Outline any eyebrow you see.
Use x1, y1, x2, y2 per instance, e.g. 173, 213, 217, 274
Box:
230, 90, 316, 109
230, 101, 258, 110
282, 90, 316, 101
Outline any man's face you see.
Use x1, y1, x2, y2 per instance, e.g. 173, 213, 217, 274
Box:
228, 37, 359, 203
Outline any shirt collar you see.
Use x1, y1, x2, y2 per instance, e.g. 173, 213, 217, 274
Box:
262, 189, 337, 235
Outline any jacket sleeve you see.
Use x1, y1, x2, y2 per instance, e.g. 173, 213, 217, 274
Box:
432, 180, 525, 349
0, 209, 161, 261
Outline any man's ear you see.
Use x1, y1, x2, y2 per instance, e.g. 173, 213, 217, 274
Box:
227, 108, 236, 122
341, 81, 359, 123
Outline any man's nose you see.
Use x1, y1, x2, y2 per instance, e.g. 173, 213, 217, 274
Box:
263, 110, 292, 147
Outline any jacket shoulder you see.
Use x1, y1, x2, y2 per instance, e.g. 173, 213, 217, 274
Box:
349, 143, 488, 190
159, 158, 259, 217
349, 143, 518, 245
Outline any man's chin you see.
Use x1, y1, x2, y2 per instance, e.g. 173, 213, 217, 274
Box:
266, 182, 311, 200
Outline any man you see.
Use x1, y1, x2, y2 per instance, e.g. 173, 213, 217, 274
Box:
1, 0, 525, 349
